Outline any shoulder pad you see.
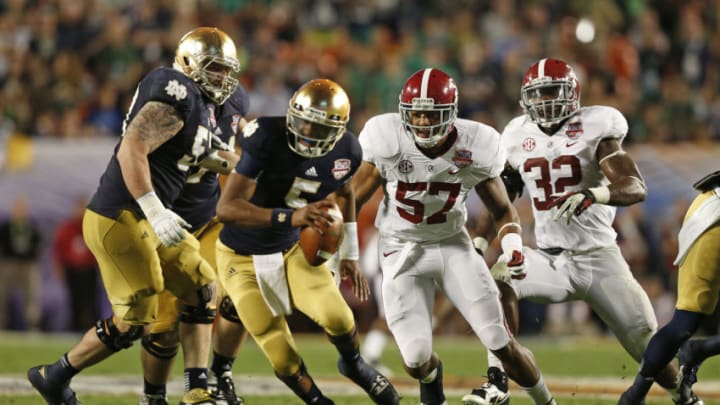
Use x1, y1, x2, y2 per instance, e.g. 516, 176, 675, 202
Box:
580, 106, 628, 142
141, 67, 201, 113
501, 115, 529, 139
223, 85, 250, 117
359, 113, 401, 160
238, 116, 282, 162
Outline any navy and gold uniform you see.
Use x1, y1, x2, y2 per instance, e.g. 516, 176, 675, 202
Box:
28, 27, 244, 405
84, 67, 217, 324
620, 172, 719, 404
151, 86, 249, 334
676, 189, 720, 314
215, 79, 399, 405
220, 116, 362, 254
216, 115, 361, 373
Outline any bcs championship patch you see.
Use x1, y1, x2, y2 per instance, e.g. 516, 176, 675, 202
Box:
332, 159, 351, 180
565, 122, 583, 139
452, 149, 473, 169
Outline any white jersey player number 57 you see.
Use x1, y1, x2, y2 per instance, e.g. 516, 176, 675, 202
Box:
396, 181, 460, 224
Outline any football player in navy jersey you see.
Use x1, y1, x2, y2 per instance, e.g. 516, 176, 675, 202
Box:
28, 27, 241, 405
139, 85, 250, 405
214, 78, 399, 405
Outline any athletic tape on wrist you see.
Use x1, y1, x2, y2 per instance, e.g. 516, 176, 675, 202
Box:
339, 222, 359, 260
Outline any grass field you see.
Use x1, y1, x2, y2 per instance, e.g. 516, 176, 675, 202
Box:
3, 332, 719, 404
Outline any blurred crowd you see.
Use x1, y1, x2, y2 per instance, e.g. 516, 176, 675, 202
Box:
2, 0, 720, 143
1, 0, 720, 334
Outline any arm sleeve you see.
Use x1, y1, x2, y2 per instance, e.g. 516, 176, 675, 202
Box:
234, 151, 263, 178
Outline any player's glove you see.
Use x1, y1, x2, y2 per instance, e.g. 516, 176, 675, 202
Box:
550, 186, 610, 224
500, 232, 525, 280
137, 191, 190, 247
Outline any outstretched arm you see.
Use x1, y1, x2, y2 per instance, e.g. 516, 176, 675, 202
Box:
330, 181, 369, 302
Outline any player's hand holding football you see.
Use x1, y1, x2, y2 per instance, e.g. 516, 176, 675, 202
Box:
292, 200, 337, 233
137, 191, 190, 247
339, 259, 370, 302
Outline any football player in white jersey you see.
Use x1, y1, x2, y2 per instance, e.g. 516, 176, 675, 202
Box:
480, 57, 702, 405
352, 68, 557, 405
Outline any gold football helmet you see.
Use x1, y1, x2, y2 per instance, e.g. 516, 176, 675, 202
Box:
287, 79, 350, 158
174, 27, 240, 105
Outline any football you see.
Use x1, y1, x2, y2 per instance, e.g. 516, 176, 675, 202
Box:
299, 204, 344, 266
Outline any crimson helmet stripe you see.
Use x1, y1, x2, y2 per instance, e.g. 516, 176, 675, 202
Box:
537, 58, 547, 78
420, 68, 432, 98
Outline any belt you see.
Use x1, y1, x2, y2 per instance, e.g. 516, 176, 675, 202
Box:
540, 247, 564, 256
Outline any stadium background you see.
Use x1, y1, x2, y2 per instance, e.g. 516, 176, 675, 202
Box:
0, 0, 719, 402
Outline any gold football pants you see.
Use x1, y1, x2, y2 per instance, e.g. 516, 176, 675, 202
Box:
216, 240, 354, 375
83, 208, 215, 325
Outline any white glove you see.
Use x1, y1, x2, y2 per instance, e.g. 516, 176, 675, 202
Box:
500, 232, 525, 280
137, 192, 190, 247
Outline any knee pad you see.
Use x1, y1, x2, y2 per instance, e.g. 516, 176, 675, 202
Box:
141, 332, 179, 359
478, 323, 511, 352
95, 317, 143, 352
180, 285, 217, 324
400, 336, 433, 369
219, 295, 243, 324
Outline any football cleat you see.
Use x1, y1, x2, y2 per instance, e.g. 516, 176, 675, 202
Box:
208, 370, 244, 405
676, 340, 704, 405
461, 367, 510, 405
27, 365, 82, 405
419, 361, 445, 405
139, 394, 169, 405
338, 357, 400, 405
179, 388, 215, 405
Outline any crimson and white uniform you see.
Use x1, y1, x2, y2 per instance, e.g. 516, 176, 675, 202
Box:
360, 113, 511, 367
503, 106, 657, 359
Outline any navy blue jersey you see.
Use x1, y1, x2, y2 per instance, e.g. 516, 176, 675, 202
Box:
88, 67, 216, 219
173, 85, 250, 231
220, 116, 362, 255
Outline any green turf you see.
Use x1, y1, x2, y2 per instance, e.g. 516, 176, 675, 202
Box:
4, 332, 720, 404
5, 333, 719, 379
0, 393, 677, 404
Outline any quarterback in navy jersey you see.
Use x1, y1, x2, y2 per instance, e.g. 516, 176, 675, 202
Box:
140, 84, 250, 405
215, 78, 399, 405
28, 27, 242, 405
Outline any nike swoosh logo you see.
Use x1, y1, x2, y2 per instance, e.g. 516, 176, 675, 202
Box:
382, 250, 399, 257
566, 141, 578, 147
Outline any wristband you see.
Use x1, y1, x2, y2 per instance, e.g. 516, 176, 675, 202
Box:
497, 222, 521, 237
271, 208, 294, 228
500, 232, 523, 257
339, 222, 359, 260
588, 186, 611, 204
136, 191, 164, 220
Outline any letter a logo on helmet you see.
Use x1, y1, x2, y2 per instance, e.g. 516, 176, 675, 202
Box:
399, 68, 458, 149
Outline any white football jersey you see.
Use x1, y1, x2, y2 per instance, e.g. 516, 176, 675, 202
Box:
503, 106, 627, 250
360, 113, 505, 242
